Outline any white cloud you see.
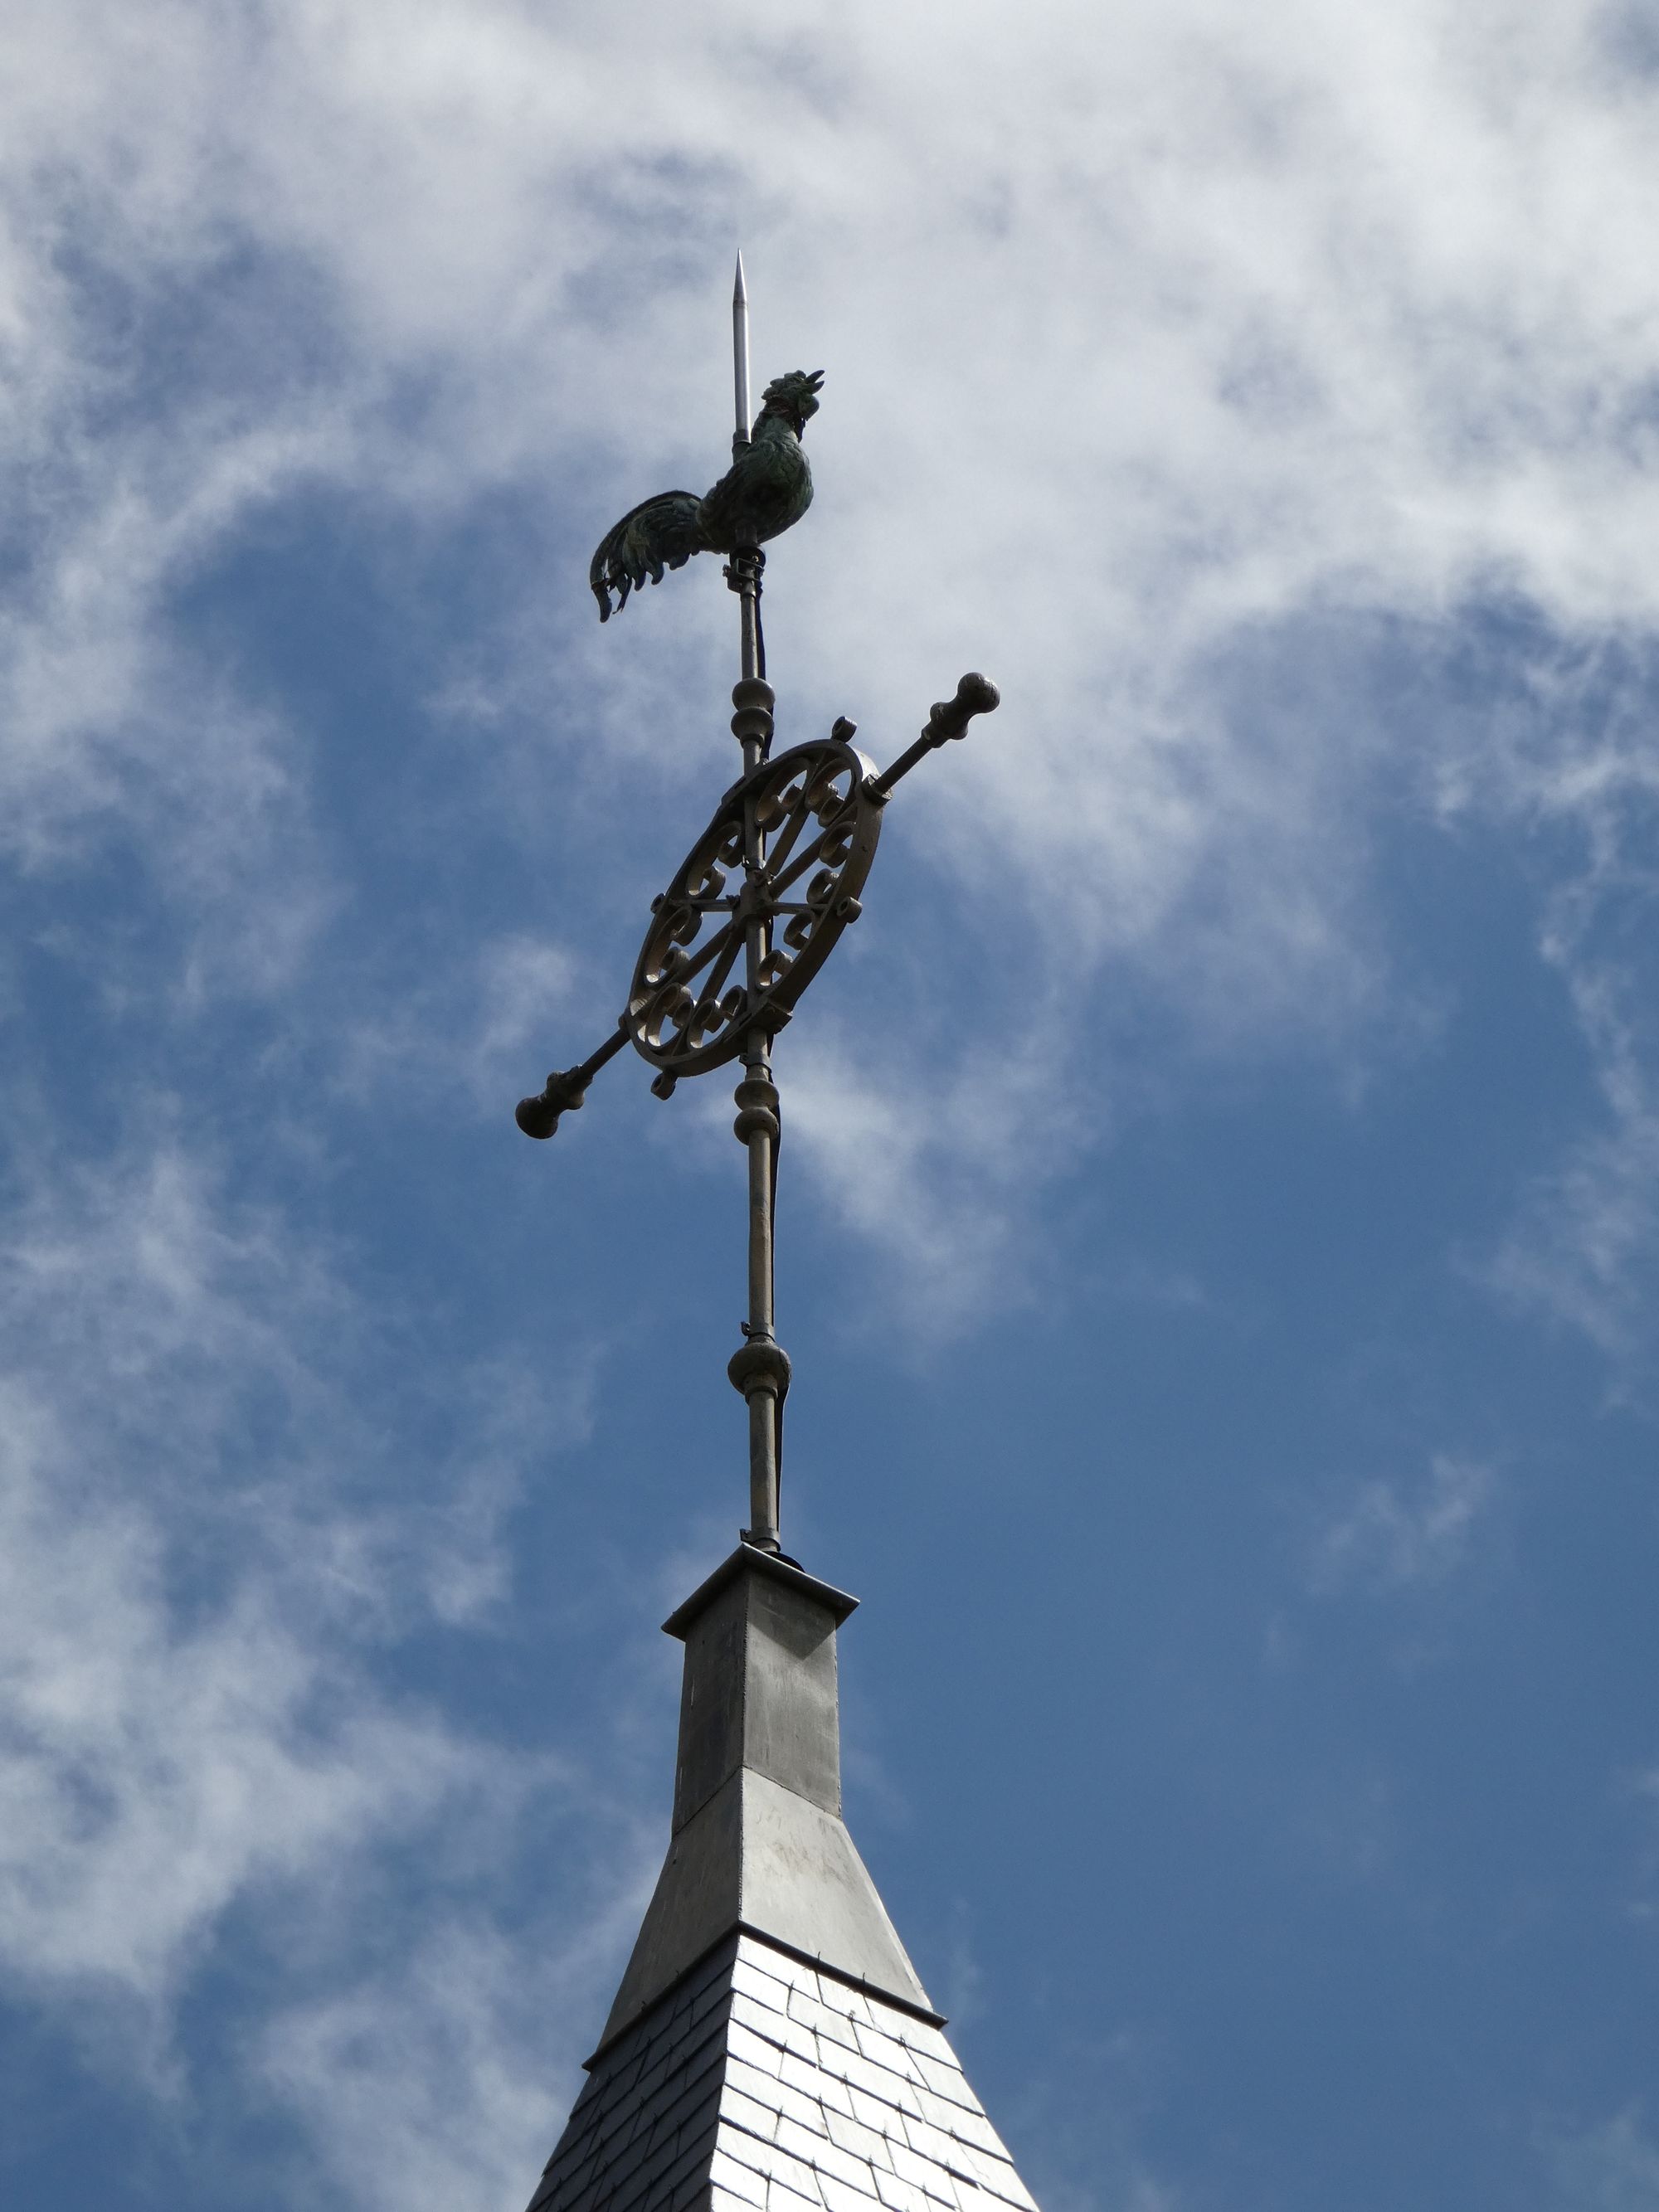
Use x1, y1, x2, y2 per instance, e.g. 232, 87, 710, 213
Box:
1308, 1453, 1496, 1594
771, 1018, 1087, 1334
258, 1906, 645, 2212
2, 6, 1658, 2200
0, 1400, 508, 2003
2, 0, 1658, 1325
1449, 668, 1659, 1385
1547, 2107, 1659, 2212
6, 1, 1657, 815
325, 930, 586, 1117
0, 1122, 630, 2155
1489, 1054, 1659, 1379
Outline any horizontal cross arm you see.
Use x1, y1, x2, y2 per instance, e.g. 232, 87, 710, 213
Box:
514, 1020, 630, 1139
868, 672, 1000, 801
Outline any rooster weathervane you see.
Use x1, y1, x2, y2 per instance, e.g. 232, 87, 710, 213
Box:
517, 257, 999, 1556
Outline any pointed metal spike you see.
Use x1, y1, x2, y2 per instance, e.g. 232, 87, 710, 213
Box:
732, 252, 752, 445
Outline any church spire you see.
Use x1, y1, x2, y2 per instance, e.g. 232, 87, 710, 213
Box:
522, 1544, 1038, 2212
512, 267, 1031, 2212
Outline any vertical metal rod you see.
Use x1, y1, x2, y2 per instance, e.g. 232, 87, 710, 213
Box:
725, 255, 786, 1550
736, 666, 781, 1548
731, 256, 763, 683
731, 1034, 786, 1552
744, 1087, 773, 1333
739, 1034, 781, 1551
738, 566, 761, 686
732, 252, 752, 450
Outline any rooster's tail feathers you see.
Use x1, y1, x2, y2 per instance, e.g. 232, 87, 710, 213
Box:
590, 493, 706, 620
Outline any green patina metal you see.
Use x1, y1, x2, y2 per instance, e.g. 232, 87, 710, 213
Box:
588, 369, 824, 621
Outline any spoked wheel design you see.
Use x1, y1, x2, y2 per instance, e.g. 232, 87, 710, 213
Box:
627, 734, 883, 1082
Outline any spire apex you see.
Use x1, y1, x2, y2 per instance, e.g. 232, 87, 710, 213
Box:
732, 251, 751, 445
520, 1544, 1044, 2212
598, 1545, 932, 2050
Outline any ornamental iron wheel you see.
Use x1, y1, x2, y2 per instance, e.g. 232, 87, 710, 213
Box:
626, 733, 882, 1081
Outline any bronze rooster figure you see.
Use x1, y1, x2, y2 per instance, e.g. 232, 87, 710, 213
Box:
589, 370, 824, 621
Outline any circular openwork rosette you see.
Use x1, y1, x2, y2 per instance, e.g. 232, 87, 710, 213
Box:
627, 735, 882, 1079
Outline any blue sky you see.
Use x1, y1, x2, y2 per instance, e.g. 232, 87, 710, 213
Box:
2, 4, 1659, 2209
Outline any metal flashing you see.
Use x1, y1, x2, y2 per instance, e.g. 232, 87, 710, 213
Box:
601, 1766, 933, 2045
601, 1548, 929, 2044
584, 1922, 945, 2073
662, 1543, 859, 1640
521, 1546, 1041, 2209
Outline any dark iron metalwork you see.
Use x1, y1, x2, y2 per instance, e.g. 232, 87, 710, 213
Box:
513, 1022, 629, 1140
518, 269, 1000, 1558
622, 729, 881, 1082
589, 374, 824, 621
868, 670, 1002, 799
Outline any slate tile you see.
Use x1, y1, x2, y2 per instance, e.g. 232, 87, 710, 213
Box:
852, 2023, 920, 2079
898, 2113, 991, 2180
727, 2054, 791, 2113
518, 1914, 1039, 2212
823, 2107, 896, 2170
952, 2146, 1034, 2211
766, 2077, 831, 2140
732, 1956, 794, 2013
719, 2083, 781, 2142
817, 2176, 883, 2212
732, 1993, 818, 2064
794, 1996, 859, 2054
782, 2122, 878, 2195
886, 2140, 960, 2205
693, 1978, 738, 2027
709, 2149, 769, 2209
777, 2048, 853, 2118
911, 2059, 977, 2112
870, 2169, 931, 2212
728, 2021, 786, 2078
769, 2182, 825, 2212
891, 2020, 956, 2064
824, 1982, 875, 2029
720, 2129, 826, 2202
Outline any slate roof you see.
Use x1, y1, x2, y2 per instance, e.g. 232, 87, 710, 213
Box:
527, 1932, 1039, 2212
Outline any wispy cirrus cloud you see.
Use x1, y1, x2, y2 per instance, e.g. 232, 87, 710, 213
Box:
1306, 1454, 1497, 1596
3, 6, 1659, 2205
757, 1014, 1089, 1336
1487, 1009, 1659, 1387
6, 2, 1657, 885
1428, 641, 1659, 1389
257, 1912, 634, 2212
0, 1120, 643, 2195
2, 0, 1657, 1341
1545, 2106, 1659, 2212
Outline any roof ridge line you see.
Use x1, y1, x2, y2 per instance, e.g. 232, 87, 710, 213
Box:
582, 1920, 946, 2070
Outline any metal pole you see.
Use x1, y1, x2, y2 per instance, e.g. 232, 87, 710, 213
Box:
734, 557, 764, 685
729, 257, 764, 679
722, 255, 788, 1549
732, 253, 752, 452
731, 1052, 784, 1552
727, 592, 786, 1551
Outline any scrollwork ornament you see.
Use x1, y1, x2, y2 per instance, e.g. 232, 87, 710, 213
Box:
625, 733, 883, 1082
